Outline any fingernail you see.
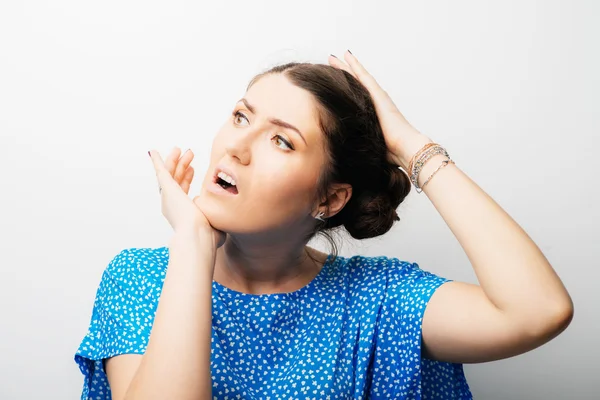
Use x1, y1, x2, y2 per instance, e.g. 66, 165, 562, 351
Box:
330, 54, 337, 58
347, 49, 353, 55
148, 151, 151, 157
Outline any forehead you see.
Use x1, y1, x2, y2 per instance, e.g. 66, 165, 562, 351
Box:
245, 74, 321, 141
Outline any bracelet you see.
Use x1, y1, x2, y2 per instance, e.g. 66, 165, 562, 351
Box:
410, 145, 450, 187
408, 142, 454, 193
416, 158, 455, 193
408, 142, 438, 175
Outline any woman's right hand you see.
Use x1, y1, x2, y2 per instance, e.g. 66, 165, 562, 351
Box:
149, 147, 226, 248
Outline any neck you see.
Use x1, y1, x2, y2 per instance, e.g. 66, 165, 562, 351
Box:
214, 232, 317, 293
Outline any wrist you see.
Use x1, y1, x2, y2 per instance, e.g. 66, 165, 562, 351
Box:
170, 229, 217, 256
416, 153, 452, 188
391, 134, 435, 172
168, 232, 217, 278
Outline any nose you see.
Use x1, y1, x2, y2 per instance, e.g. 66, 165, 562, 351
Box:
225, 129, 253, 165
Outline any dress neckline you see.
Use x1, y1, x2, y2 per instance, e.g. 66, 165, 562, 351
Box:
212, 253, 334, 300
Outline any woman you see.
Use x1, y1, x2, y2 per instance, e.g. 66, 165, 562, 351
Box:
74, 51, 573, 399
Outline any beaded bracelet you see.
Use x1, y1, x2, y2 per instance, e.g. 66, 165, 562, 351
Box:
410, 145, 450, 186
408, 142, 438, 174
409, 143, 453, 192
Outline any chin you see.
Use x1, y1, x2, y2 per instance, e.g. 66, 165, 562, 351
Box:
196, 197, 245, 234
196, 187, 297, 236
196, 197, 231, 229
202, 207, 277, 237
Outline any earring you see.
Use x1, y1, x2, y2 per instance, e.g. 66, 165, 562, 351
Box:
315, 211, 326, 221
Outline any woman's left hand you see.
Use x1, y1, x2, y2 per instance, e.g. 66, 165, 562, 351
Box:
328, 50, 433, 172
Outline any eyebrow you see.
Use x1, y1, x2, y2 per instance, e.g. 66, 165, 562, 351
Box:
238, 98, 307, 145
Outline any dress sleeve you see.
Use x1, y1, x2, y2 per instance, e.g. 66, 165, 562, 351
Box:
385, 258, 450, 340
372, 257, 472, 399
74, 248, 164, 400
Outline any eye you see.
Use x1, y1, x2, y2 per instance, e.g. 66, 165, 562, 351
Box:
272, 134, 294, 151
233, 110, 294, 151
232, 110, 249, 126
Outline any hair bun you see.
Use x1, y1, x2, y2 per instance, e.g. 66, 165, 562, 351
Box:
342, 164, 411, 239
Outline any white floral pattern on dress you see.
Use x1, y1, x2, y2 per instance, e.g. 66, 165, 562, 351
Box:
75, 247, 472, 399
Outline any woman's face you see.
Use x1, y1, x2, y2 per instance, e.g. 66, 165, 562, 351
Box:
198, 74, 328, 236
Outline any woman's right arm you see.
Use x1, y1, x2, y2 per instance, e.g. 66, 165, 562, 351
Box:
105, 229, 216, 400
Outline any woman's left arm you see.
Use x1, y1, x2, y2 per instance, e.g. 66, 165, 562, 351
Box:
329, 51, 573, 364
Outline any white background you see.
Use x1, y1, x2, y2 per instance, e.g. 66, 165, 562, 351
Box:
1, 1, 598, 398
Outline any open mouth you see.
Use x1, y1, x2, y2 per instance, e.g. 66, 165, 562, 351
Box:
214, 175, 239, 195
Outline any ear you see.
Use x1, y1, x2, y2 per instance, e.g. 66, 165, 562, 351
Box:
318, 183, 352, 218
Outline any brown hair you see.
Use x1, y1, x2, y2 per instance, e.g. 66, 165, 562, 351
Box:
248, 62, 411, 257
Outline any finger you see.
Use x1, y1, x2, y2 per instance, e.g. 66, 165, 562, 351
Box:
328, 54, 357, 79
342, 50, 380, 89
149, 149, 178, 193
148, 150, 180, 195
180, 166, 194, 194
173, 149, 194, 183
343, 50, 397, 111
165, 147, 182, 178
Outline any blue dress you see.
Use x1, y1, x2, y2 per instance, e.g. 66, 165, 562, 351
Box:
75, 247, 472, 399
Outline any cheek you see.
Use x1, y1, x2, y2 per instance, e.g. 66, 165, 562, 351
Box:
258, 168, 319, 210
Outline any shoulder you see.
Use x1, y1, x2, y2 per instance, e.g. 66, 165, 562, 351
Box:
330, 254, 410, 292
97, 246, 170, 306
340, 254, 418, 279
340, 254, 448, 294
103, 246, 169, 283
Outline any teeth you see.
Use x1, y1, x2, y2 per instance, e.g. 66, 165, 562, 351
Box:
217, 171, 236, 186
